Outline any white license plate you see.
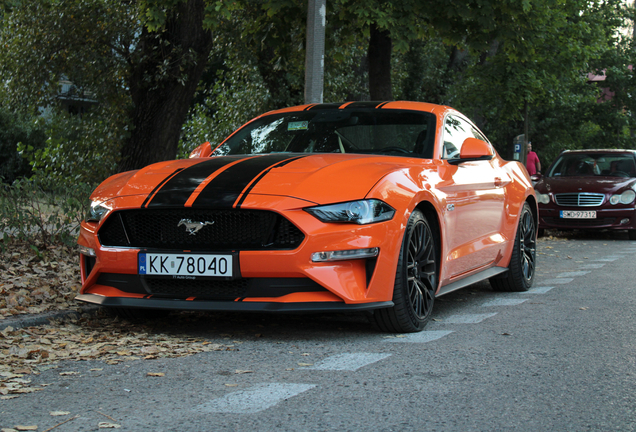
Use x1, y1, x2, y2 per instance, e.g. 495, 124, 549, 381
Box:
560, 210, 596, 219
138, 253, 233, 277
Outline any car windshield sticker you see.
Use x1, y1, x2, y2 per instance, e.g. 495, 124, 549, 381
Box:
288, 121, 308, 131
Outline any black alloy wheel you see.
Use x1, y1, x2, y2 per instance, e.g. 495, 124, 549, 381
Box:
373, 210, 438, 333
490, 202, 536, 292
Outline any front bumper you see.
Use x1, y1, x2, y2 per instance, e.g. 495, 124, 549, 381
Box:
538, 205, 636, 230
76, 293, 393, 313
77, 205, 405, 310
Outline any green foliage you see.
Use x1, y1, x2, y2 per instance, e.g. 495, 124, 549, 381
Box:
17, 108, 125, 185
0, 108, 47, 184
178, 51, 271, 157
0, 0, 137, 112
0, 175, 93, 248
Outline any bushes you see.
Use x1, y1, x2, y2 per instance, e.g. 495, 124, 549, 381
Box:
0, 108, 47, 184
0, 175, 93, 250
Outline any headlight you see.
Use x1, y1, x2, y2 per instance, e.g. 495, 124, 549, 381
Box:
86, 201, 109, 222
609, 190, 636, 205
535, 192, 551, 205
305, 199, 395, 224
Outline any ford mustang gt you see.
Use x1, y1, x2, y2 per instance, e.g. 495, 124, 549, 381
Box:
77, 101, 537, 333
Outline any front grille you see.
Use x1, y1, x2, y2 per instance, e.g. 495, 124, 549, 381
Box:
555, 193, 604, 207
98, 209, 305, 250
145, 278, 250, 300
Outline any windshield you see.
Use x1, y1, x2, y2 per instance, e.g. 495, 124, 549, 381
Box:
548, 153, 636, 178
212, 109, 437, 158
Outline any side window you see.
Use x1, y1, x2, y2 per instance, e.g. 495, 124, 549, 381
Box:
442, 115, 490, 159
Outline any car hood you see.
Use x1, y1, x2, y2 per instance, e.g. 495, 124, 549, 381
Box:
535, 176, 636, 195
92, 153, 422, 208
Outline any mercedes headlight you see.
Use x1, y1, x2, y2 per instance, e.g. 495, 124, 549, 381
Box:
609, 190, 636, 205
535, 192, 551, 205
305, 199, 395, 224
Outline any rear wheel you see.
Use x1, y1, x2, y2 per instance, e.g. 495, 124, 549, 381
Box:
490, 202, 536, 292
373, 210, 438, 333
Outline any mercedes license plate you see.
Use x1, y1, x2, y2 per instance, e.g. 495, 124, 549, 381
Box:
560, 210, 596, 219
138, 253, 233, 277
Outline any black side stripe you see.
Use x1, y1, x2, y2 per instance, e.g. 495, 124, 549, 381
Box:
141, 168, 184, 208
235, 155, 307, 208
147, 156, 250, 208
192, 154, 304, 209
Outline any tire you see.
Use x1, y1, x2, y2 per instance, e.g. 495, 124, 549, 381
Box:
372, 210, 438, 333
490, 202, 536, 292
628, 230, 636, 240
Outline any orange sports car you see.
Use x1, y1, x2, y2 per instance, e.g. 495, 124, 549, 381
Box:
77, 101, 537, 332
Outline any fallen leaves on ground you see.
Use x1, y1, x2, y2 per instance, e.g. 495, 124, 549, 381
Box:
0, 314, 234, 398
0, 241, 81, 319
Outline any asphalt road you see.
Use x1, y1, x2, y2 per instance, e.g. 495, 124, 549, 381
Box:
2, 231, 636, 431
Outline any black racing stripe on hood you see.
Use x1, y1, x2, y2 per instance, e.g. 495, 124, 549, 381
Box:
141, 168, 184, 208
191, 154, 303, 209
235, 155, 307, 208
147, 156, 251, 208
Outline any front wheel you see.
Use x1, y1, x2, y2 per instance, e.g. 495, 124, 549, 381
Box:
372, 210, 438, 333
490, 202, 536, 292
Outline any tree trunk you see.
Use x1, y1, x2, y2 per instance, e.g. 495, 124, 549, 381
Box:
368, 24, 393, 101
119, 0, 213, 172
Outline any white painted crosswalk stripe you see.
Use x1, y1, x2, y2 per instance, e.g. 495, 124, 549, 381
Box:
557, 271, 590, 278
196, 383, 316, 414
439, 313, 497, 324
303, 353, 391, 371
579, 263, 605, 269
481, 298, 527, 307
544, 278, 573, 284
522, 286, 554, 294
384, 330, 453, 343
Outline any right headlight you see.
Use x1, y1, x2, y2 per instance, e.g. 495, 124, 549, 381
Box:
610, 190, 636, 205
535, 192, 551, 205
305, 199, 395, 225
86, 200, 109, 222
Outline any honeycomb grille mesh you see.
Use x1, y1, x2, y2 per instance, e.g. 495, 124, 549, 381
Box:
98, 209, 304, 250
145, 278, 249, 300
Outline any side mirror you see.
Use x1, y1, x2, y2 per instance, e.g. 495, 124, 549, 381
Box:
189, 142, 212, 158
459, 137, 492, 159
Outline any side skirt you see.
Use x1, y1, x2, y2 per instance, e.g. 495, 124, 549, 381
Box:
436, 267, 508, 297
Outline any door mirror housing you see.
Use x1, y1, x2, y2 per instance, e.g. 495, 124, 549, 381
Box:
189, 142, 213, 158
460, 137, 492, 159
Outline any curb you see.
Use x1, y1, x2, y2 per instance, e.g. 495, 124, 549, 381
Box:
0, 306, 100, 331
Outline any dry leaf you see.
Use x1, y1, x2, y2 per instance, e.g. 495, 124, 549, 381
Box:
234, 370, 253, 374
14, 427, 38, 431
98, 423, 121, 429
297, 363, 313, 367
146, 373, 165, 377
49, 411, 70, 416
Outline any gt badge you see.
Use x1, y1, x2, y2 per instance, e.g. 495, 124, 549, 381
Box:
178, 219, 214, 235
